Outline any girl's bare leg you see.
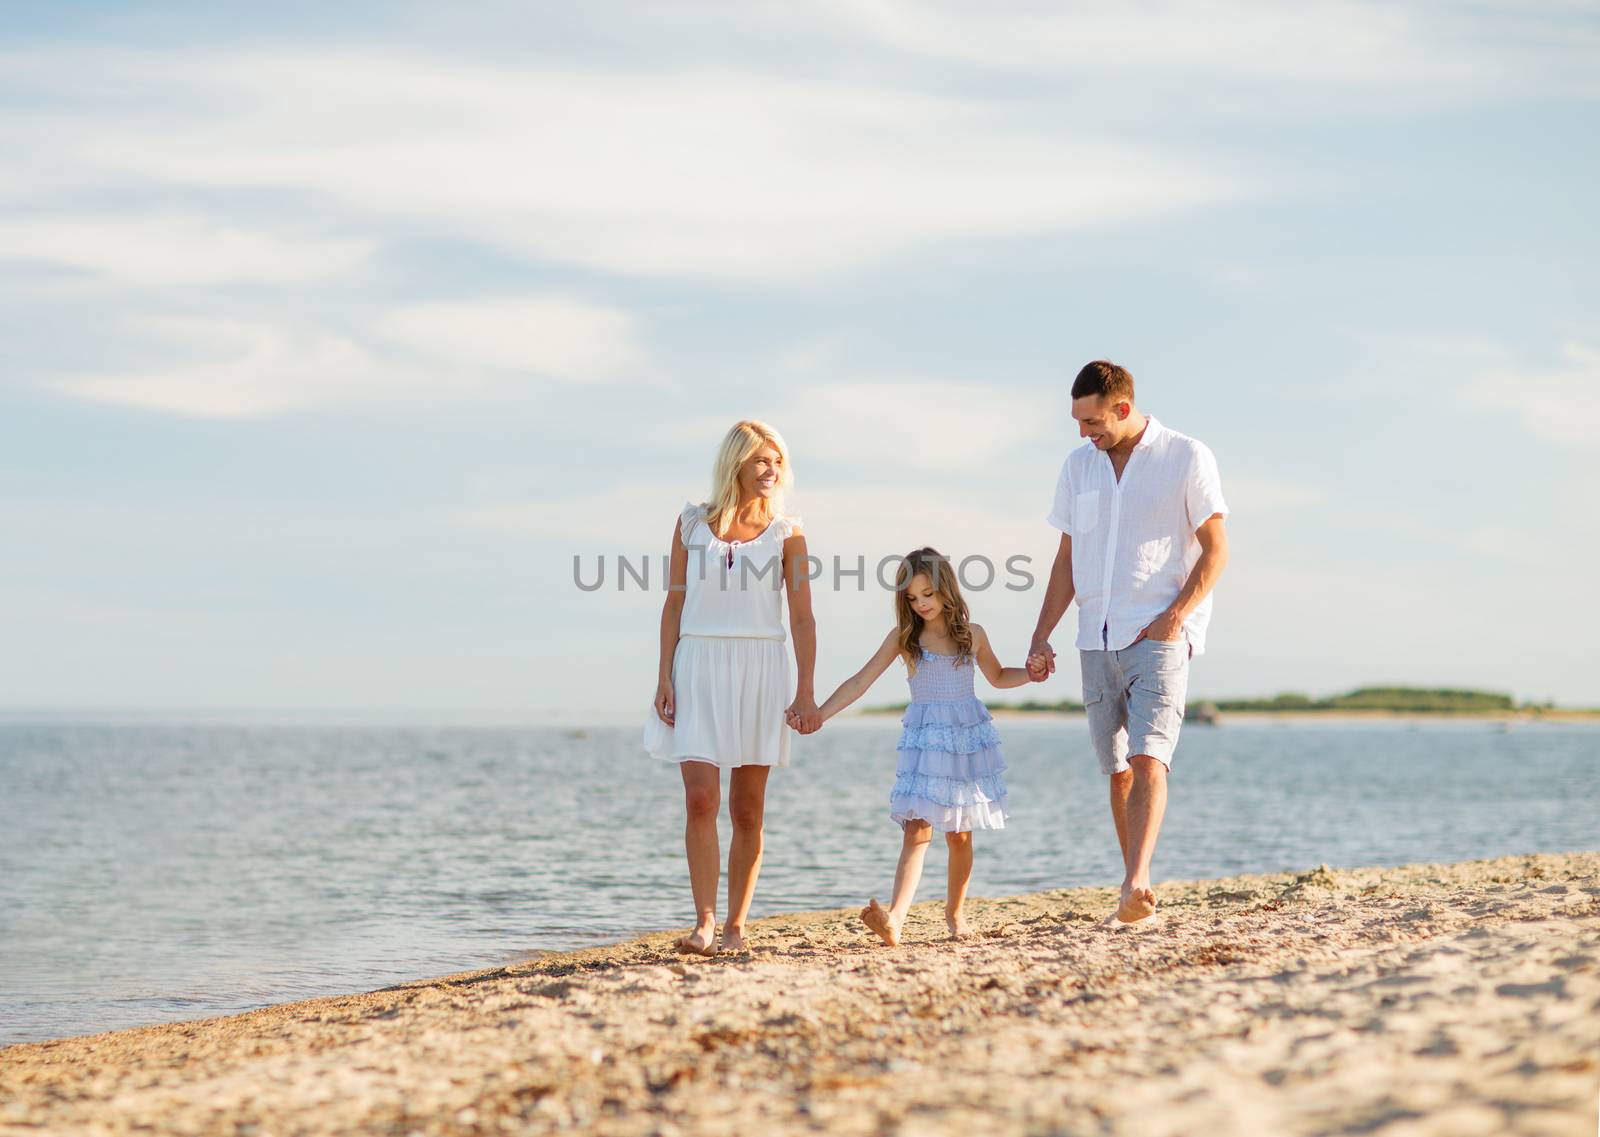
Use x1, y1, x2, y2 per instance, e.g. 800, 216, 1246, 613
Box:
862, 821, 933, 946
945, 831, 974, 938
722, 764, 771, 952
677, 761, 721, 955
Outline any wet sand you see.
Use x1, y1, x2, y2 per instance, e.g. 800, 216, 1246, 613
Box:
3, 852, 1597, 1136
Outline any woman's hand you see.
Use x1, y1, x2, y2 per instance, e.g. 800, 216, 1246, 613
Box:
786, 696, 821, 735
653, 679, 675, 726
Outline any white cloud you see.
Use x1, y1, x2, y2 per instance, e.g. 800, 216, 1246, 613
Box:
666, 379, 1055, 475
44, 315, 402, 418
1457, 525, 1561, 568
812, 0, 1600, 104
40, 292, 653, 417
455, 483, 668, 544
0, 214, 373, 288
0, 51, 1242, 284
1467, 343, 1600, 446
374, 297, 645, 381
1222, 474, 1329, 513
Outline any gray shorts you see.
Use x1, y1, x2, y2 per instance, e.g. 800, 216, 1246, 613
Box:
1080, 638, 1191, 774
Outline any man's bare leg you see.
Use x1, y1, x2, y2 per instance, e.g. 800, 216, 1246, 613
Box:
1109, 769, 1132, 864
721, 764, 771, 953
944, 831, 974, 938
1114, 755, 1168, 923
677, 761, 721, 955
862, 821, 933, 946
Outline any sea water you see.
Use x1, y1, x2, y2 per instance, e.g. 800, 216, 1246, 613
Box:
1, 717, 1595, 1046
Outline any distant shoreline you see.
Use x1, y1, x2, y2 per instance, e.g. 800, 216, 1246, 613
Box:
863, 683, 1598, 722
861, 707, 1600, 724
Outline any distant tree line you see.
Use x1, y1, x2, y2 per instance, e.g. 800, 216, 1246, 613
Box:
1207, 687, 1523, 713
871, 687, 1570, 715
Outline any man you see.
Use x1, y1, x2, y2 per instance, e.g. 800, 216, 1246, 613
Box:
1027, 360, 1229, 924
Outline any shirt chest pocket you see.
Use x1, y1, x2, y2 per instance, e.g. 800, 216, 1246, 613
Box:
1075, 490, 1100, 533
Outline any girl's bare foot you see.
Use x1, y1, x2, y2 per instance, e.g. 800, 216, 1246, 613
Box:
1114, 885, 1157, 924
946, 909, 971, 939
674, 921, 717, 957
860, 899, 901, 946
719, 926, 749, 954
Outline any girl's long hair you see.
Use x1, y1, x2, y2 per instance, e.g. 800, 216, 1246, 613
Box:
704, 420, 793, 536
894, 547, 973, 676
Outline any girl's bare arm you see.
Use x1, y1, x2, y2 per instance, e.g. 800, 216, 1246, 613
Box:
974, 624, 1034, 690
816, 629, 901, 721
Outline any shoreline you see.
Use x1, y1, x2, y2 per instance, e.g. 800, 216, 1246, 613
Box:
3, 853, 1597, 1135
863, 708, 1600, 724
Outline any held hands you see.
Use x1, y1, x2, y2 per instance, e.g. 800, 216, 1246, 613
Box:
784, 696, 822, 735
1025, 640, 1055, 682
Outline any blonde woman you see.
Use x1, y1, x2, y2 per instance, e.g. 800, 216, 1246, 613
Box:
643, 421, 820, 955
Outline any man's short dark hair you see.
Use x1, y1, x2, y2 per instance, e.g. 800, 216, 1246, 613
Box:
1071, 360, 1135, 404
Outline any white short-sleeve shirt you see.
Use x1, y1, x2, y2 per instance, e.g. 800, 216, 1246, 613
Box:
1046, 417, 1228, 655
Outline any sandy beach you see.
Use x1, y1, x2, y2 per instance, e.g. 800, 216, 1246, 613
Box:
3, 852, 1596, 1136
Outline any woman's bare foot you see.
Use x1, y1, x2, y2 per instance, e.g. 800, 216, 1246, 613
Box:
946, 909, 971, 939
674, 921, 717, 957
860, 899, 901, 946
1114, 885, 1157, 924
719, 926, 749, 954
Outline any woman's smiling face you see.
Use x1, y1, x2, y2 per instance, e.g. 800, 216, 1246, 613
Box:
739, 446, 783, 500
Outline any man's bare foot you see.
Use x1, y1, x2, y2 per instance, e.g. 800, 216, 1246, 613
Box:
674, 923, 717, 957
946, 910, 971, 939
719, 926, 749, 954
1114, 885, 1157, 924
860, 899, 900, 946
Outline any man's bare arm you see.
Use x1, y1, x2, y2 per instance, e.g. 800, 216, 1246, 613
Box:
1139, 515, 1228, 643
1028, 533, 1075, 677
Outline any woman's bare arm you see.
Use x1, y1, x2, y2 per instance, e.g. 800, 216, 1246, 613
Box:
653, 516, 689, 725
783, 529, 821, 732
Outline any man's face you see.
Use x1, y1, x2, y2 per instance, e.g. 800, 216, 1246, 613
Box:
1072, 395, 1132, 449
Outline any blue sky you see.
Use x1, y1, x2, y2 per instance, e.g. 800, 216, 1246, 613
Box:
1, 2, 1596, 717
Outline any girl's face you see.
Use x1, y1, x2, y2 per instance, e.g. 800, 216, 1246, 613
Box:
738, 446, 783, 500
904, 573, 945, 623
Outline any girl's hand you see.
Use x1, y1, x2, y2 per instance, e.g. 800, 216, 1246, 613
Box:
786, 696, 822, 735
653, 679, 675, 726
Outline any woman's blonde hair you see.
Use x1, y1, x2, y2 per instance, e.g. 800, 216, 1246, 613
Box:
894, 547, 973, 676
704, 420, 793, 535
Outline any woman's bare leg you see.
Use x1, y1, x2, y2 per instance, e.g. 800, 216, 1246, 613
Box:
945, 831, 974, 938
722, 764, 770, 952
862, 821, 933, 946
677, 761, 721, 955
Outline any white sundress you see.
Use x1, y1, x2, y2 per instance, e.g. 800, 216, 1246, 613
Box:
642, 500, 802, 768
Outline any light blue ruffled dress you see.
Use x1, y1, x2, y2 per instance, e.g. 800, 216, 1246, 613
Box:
890, 649, 1009, 832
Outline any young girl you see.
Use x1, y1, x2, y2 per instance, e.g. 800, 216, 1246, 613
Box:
810, 547, 1035, 945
